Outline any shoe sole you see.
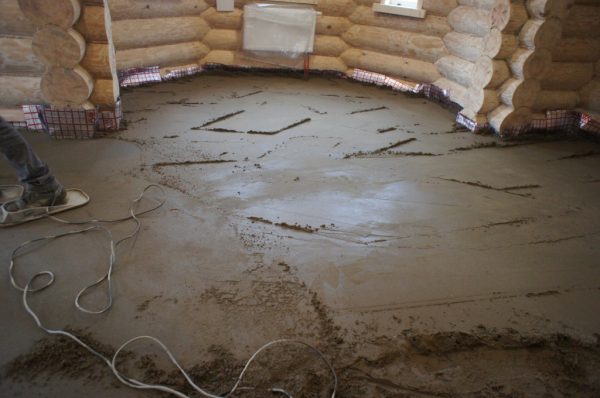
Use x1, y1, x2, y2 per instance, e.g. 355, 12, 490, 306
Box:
0, 189, 90, 228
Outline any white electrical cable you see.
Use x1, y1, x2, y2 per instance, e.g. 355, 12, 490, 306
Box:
10, 184, 338, 398
10, 184, 165, 314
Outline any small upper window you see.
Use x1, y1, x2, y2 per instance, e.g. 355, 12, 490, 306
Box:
373, 0, 426, 18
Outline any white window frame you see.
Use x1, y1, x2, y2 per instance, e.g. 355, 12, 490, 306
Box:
373, 0, 426, 18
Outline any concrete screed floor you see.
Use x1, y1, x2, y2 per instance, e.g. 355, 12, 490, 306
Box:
1, 74, 600, 397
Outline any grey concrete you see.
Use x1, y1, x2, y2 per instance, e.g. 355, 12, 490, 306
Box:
1, 75, 599, 397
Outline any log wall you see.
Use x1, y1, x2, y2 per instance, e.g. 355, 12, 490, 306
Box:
108, 0, 454, 83
3, 0, 599, 132
0, 0, 45, 113
0, 0, 120, 115
540, 1, 600, 116
481, 0, 600, 133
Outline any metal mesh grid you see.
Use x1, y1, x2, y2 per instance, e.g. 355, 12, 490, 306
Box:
96, 99, 123, 134
43, 107, 98, 139
499, 110, 600, 138
456, 113, 486, 132
580, 113, 600, 135
8, 65, 600, 139
351, 69, 420, 93
22, 105, 46, 131
118, 66, 162, 87
162, 65, 204, 81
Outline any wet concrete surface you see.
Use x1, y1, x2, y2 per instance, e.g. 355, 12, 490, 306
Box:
1, 75, 600, 397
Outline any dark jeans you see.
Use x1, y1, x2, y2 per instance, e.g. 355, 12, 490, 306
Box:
0, 116, 59, 193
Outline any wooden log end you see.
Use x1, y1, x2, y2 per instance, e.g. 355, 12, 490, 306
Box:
41, 66, 94, 106
18, 0, 81, 28
32, 27, 86, 68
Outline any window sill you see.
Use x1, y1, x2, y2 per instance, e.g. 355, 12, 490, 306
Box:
372, 3, 426, 18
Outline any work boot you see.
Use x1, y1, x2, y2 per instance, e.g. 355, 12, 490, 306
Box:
3, 186, 67, 212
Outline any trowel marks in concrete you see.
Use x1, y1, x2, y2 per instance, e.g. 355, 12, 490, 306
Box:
247, 118, 312, 135
191, 110, 246, 129
152, 159, 236, 170
438, 177, 541, 198
555, 150, 600, 160
344, 138, 417, 158
200, 117, 312, 135
248, 216, 318, 233
4, 75, 600, 398
234, 90, 263, 99
348, 105, 388, 115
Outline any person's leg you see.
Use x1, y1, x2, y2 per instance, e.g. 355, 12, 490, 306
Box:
0, 116, 65, 208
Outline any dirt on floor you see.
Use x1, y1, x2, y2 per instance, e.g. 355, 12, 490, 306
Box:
3, 327, 599, 397
1, 74, 600, 398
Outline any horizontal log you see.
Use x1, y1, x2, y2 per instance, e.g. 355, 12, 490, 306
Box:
0, 0, 35, 36
518, 18, 562, 50
310, 55, 347, 72
18, 0, 81, 28
90, 78, 119, 106
201, 50, 235, 65
561, 5, 600, 38
41, 66, 94, 106
200, 50, 305, 70
201, 7, 242, 29
526, 0, 574, 20
342, 48, 441, 83
458, 0, 496, 10
498, 78, 540, 108
314, 35, 349, 57
0, 37, 45, 76
423, 0, 459, 16
579, 80, 600, 112
551, 38, 600, 63
434, 77, 467, 106
490, 0, 528, 34
109, 0, 208, 20
0, 75, 43, 105
343, 25, 447, 63
533, 90, 580, 111
117, 42, 210, 69
316, 0, 357, 17
472, 56, 510, 88
32, 26, 86, 68
350, 6, 451, 37
463, 86, 500, 114
482, 28, 518, 59
435, 55, 475, 87
202, 29, 241, 51
316, 16, 352, 36
80, 43, 116, 78
509, 48, 552, 80
488, 105, 532, 133
443, 31, 483, 62
112, 17, 209, 50
75, 5, 109, 43
540, 62, 595, 90
447, 6, 491, 37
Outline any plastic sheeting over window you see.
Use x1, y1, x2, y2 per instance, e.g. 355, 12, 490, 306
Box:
243, 4, 317, 56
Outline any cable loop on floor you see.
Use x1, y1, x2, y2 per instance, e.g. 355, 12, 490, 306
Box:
11, 184, 338, 398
